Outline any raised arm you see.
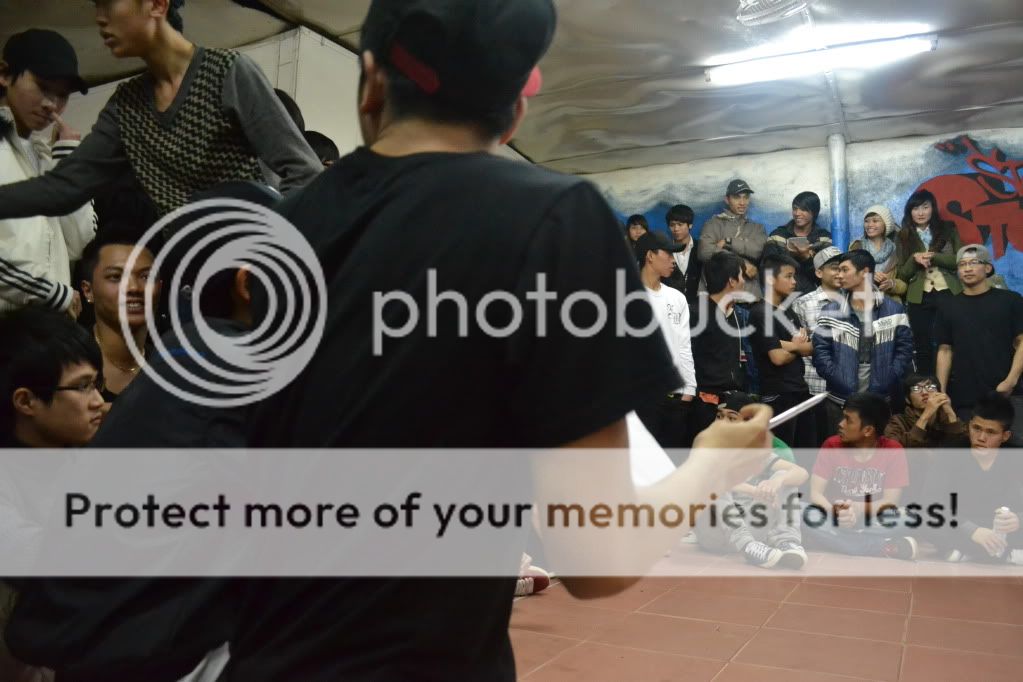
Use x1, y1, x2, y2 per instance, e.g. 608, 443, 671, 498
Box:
223, 55, 322, 195
0, 102, 129, 219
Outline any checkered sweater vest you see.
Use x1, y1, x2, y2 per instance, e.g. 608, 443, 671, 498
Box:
113, 48, 264, 217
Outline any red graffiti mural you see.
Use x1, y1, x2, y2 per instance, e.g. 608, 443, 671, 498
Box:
918, 135, 1023, 259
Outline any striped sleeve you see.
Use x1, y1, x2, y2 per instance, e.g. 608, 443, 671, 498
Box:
0, 256, 72, 311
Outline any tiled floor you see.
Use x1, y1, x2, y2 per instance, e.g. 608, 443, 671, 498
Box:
510, 550, 1023, 681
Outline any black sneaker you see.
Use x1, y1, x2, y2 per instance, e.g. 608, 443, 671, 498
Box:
775, 541, 808, 570
743, 541, 782, 568
881, 536, 918, 560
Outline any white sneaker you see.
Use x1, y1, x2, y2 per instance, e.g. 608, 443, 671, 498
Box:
945, 549, 972, 563
515, 566, 551, 597
743, 541, 782, 569
775, 541, 808, 570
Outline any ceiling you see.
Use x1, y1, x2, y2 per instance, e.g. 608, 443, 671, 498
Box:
4, 0, 1022, 174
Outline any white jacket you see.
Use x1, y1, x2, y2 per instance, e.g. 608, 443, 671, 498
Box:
0, 107, 96, 312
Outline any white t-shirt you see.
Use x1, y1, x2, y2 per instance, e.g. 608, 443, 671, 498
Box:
645, 283, 697, 396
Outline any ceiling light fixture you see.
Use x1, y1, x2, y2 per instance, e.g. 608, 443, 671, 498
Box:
736, 0, 811, 27
705, 34, 937, 86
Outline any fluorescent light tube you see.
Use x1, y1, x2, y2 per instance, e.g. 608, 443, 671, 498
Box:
705, 34, 937, 85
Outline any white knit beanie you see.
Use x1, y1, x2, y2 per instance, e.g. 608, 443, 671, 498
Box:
864, 204, 898, 236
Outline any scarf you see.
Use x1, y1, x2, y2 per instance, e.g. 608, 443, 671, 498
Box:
916, 225, 933, 250
864, 237, 897, 271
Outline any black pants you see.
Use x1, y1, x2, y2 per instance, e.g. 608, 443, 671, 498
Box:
637, 394, 691, 463
766, 391, 817, 451
908, 290, 952, 375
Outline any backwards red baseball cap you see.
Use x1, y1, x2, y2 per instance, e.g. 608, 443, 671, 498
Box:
360, 0, 556, 112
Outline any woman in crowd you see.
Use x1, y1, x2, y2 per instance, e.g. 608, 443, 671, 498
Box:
78, 222, 159, 402
895, 189, 963, 374
849, 204, 906, 301
0, 0, 320, 223
764, 191, 832, 294
624, 214, 649, 244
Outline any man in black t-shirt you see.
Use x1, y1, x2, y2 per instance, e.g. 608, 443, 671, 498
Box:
936, 245, 1023, 442
689, 251, 750, 437
749, 253, 815, 448
229, 2, 774, 681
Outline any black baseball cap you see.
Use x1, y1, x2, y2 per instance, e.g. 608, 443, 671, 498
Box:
726, 179, 754, 196
360, 0, 557, 113
635, 231, 684, 264
3, 29, 88, 95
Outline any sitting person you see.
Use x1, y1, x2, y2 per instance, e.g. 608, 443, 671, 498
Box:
885, 373, 967, 448
805, 392, 918, 560
0, 307, 104, 680
922, 392, 1022, 565
78, 221, 160, 402
0, 307, 104, 448
695, 392, 809, 569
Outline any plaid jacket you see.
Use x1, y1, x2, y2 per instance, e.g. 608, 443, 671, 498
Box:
792, 287, 841, 395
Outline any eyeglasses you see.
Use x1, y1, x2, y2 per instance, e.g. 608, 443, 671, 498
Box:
53, 376, 105, 396
910, 383, 938, 393
957, 259, 988, 268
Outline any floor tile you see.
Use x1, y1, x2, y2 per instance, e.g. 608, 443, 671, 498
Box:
906, 616, 1023, 658
510, 629, 580, 678
589, 612, 757, 661
523, 641, 723, 681
713, 662, 883, 682
765, 602, 907, 642
806, 576, 912, 592
510, 596, 627, 640
912, 579, 1023, 625
900, 646, 1023, 682
533, 578, 679, 612
669, 577, 800, 601
734, 629, 903, 681
786, 582, 911, 615
640, 588, 780, 627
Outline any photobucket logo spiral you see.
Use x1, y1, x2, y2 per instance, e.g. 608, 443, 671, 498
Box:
120, 199, 327, 408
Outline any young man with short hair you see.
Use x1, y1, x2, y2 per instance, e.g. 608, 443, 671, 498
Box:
698, 179, 767, 300
303, 130, 340, 168
922, 392, 1022, 564
634, 231, 697, 452
1, 29, 95, 316
749, 252, 815, 448
661, 203, 701, 304
695, 392, 809, 569
0, 308, 104, 448
884, 373, 966, 449
689, 251, 754, 437
78, 221, 160, 402
813, 249, 914, 436
0, 308, 103, 682
806, 392, 918, 559
936, 244, 1023, 443
231, 2, 775, 680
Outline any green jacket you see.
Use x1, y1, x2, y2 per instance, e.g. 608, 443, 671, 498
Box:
896, 225, 963, 304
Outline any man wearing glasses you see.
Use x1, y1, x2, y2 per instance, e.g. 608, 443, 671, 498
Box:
936, 245, 1023, 442
884, 373, 966, 449
0, 307, 104, 448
